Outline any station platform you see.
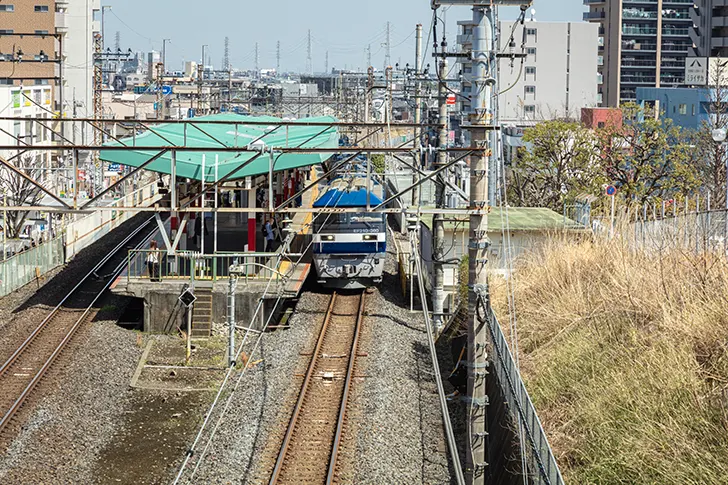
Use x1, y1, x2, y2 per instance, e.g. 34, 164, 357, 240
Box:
111, 167, 321, 334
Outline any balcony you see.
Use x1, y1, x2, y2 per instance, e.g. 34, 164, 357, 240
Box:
622, 41, 657, 51
623, 26, 658, 35
623, 8, 658, 19
622, 59, 657, 67
662, 28, 689, 36
584, 11, 606, 20
621, 76, 657, 84
662, 43, 691, 52
583, 0, 605, 4
662, 0, 692, 4
55, 12, 68, 34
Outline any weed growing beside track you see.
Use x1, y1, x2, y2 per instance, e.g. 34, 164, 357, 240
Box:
492, 236, 728, 484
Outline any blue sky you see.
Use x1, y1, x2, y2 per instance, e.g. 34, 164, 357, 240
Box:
103, 0, 584, 72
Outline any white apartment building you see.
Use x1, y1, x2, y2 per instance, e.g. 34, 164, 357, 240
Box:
458, 19, 600, 124
61, 0, 100, 142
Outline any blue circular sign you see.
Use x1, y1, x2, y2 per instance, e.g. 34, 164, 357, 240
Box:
606, 185, 616, 196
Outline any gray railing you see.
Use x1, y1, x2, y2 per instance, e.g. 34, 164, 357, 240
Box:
487, 308, 565, 485
0, 237, 64, 297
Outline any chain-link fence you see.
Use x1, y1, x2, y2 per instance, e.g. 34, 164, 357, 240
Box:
0, 237, 64, 297
488, 308, 565, 485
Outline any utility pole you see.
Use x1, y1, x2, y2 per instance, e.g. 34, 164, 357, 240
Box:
412, 23, 423, 207
384, 21, 392, 70
465, 6, 494, 484
156, 62, 164, 119
432, 55, 447, 331
367, 44, 372, 68
306, 30, 313, 74
276, 40, 281, 76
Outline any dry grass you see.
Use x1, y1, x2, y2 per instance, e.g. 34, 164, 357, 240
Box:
492, 236, 728, 485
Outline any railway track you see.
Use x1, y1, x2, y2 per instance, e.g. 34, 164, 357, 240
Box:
0, 217, 157, 437
268, 290, 365, 485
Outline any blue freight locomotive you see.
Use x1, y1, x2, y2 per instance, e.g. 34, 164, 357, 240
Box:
312, 176, 386, 289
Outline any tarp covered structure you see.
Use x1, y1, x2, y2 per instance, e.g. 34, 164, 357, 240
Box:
99, 114, 339, 182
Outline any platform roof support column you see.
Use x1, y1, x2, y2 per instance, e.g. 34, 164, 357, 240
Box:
214, 155, 219, 254
247, 176, 256, 252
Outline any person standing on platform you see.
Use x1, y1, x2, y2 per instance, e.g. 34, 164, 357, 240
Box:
147, 240, 161, 281
264, 217, 275, 253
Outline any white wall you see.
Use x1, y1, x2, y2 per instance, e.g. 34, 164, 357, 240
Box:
63, 0, 99, 143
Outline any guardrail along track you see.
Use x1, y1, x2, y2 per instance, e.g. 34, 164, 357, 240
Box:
269, 290, 365, 485
0, 217, 156, 437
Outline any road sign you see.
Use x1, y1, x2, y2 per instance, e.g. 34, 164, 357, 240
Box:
179, 288, 196, 308
108, 163, 121, 172
162, 85, 172, 95
446, 93, 456, 105
685, 57, 708, 86
606, 185, 616, 196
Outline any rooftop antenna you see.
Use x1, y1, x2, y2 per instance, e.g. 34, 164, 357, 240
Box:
325, 50, 329, 73
530, 7, 536, 21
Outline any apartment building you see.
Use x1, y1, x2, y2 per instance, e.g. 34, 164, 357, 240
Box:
0, 1, 98, 116
584, 0, 693, 106
457, 19, 599, 123
691, 0, 728, 57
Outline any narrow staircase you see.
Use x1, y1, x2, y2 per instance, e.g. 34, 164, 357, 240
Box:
191, 288, 213, 338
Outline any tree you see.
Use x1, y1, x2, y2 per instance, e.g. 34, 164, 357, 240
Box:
0, 152, 45, 239
695, 59, 728, 208
508, 119, 603, 210
598, 103, 700, 206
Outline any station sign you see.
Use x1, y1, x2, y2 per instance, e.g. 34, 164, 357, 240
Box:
446, 94, 457, 105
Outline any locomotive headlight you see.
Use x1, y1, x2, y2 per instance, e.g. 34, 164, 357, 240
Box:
363, 234, 377, 241
322, 235, 335, 241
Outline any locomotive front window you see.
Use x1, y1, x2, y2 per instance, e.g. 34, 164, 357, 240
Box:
314, 212, 385, 233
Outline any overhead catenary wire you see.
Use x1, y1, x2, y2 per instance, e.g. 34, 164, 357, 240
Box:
174, 137, 417, 481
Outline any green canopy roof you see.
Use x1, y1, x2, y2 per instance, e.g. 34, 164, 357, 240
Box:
99, 113, 339, 182
419, 207, 585, 232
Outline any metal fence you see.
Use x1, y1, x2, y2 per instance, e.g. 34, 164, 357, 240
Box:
0, 237, 64, 297
488, 308, 565, 485
625, 208, 728, 254
126, 249, 283, 284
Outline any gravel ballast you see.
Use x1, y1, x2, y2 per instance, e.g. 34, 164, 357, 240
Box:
0, 311, 144, 484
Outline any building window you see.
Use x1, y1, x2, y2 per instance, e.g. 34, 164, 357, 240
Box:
525, 85, 536, 96
34, 5, 49, 12
692, 104, 696, 116
35, 30, 49, 35
34, 79, 49, 85
0, 5, 14, 12
524, 105, 536, 117
0, 78, 12, 85
0, 29, 13, 34
597, 55, 604, 66
678, 103, 687, 115
526, 28, 537, 41
525, 66, 536, 75
526, 47, 536, 61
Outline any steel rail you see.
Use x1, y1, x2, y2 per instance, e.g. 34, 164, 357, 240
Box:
0, 216, 155, 379
268, 292, 339, 484
0, 218, 158, 434
326, 291, 366, 484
